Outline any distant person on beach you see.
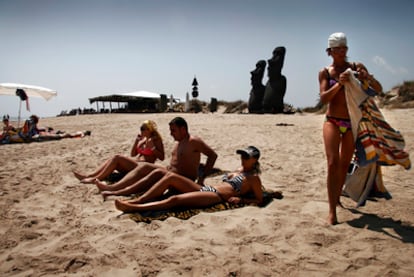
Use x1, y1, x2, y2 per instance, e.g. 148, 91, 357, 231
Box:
6, 114, 91, 143
73, 120, 165, 183
114, 146, 263, 213
319, 32, 383, 225
2, 115, 16, 132
94, 116, 218, 197
22, 115, 51, 138
30, 115, 91, 139
1, 115, 17, 142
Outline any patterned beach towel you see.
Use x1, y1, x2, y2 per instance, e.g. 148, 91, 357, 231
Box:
344, 68, 370, 142
355, 98, 411, 169
128, 190, 283, 223
343, 71, 411, 206
344, 70, 410, 169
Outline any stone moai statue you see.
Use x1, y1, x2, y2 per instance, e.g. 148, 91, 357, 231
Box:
248, 60, 266, 113
263, 46, 286, 113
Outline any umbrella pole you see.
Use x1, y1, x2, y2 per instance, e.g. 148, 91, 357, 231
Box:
18, 100, 22, 128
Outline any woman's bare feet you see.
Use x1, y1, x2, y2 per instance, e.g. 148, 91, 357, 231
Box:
81, 177, 99, 184
73, 170, 87, 181
101, 191, 115, 201
94, 179, 111, 191
115, 199, 138, 213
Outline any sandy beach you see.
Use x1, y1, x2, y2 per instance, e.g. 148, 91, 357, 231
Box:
1, 109, 413, 276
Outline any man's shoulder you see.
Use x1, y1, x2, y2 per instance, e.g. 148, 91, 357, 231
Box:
187, 135, 212, 151
188, 134, 204, 143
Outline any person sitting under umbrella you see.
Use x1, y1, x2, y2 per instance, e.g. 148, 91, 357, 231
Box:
0, 115, 17, 143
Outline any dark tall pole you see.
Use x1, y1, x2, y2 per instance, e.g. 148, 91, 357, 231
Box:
192, 76, 199, 98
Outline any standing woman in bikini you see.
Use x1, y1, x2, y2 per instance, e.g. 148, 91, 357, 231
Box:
73, 120, 165, 183
319, 32, 382, 225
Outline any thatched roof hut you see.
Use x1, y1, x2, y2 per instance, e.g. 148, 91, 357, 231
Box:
89, 91, 167, 113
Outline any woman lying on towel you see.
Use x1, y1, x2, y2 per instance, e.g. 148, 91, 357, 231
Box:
73, 120, 165, 184
115, 146, 263, 213
5, 114, 91, 143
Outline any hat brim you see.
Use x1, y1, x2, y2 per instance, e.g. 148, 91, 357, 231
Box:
236, 149, 250, 157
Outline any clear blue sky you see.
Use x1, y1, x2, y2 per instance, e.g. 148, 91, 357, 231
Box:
1, 0, 413, 118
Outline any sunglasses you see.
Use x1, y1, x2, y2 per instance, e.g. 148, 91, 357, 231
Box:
140, 126, 148, 131
330, 46, 348, 53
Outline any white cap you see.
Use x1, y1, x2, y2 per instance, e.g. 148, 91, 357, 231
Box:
328, 32, 347, 48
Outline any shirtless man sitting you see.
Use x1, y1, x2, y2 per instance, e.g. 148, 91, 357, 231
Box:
95, 116, 218, 198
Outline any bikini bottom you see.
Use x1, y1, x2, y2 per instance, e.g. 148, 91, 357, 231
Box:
325, 116, 351, 134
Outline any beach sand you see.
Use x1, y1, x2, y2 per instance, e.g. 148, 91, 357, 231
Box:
1, 109, 413, 276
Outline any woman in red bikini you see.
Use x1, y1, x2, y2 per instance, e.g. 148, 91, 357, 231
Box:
73, 120, 165, 183
318, 32, 382, 225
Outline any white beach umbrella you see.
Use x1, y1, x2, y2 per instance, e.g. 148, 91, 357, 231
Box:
0, 83, 57, 100
0, 83, 57, 126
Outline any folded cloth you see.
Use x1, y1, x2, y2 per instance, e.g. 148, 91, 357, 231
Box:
129, 190, 283, 223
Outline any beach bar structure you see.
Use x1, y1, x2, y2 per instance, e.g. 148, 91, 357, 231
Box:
89, 91, 168, 113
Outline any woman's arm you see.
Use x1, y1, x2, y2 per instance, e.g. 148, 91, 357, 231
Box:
355, 62, 383, 93
194, 137, 218, 185
228, 175, 263, 206
130, 134, 142, 157
246, 176, 263, 205
318, 68, 344, 104
151, 137, 165, 161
